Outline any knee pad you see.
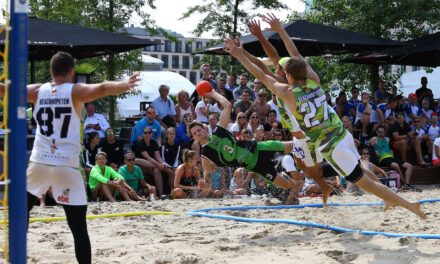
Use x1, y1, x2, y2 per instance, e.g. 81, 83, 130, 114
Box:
345, 162, 364, 183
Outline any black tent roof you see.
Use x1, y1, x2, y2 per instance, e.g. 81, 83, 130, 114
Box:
342, 32, 440, 67
197, 20, 404, 57
0, 17, 157, 60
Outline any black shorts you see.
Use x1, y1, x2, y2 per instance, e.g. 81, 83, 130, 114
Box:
355, 120, 376, 132
249, 141, 285, 183
267, 185, 289, 204
379, 157, 405, 167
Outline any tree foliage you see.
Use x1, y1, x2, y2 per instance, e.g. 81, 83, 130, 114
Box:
182, 0, 287, 79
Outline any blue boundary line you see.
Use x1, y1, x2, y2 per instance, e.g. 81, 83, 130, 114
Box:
185, 199, 440, 239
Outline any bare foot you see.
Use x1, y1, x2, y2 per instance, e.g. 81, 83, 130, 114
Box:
407, 202, 426, 219
322, 185, 334, 207
384, 201, 397, 211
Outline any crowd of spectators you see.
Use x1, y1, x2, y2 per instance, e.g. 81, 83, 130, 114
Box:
74, 69, 439, 203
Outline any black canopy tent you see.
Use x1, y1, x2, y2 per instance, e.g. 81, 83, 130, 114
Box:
196, 20, 405, 57
0, 17, 157, 81
342, 32, 440, 67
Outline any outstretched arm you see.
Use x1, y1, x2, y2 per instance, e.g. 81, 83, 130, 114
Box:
242, 49, 286, 83
0, 83, 42, 104
249, 19, 280, 66
205, 90, 231, 128
262, 13, 320, 85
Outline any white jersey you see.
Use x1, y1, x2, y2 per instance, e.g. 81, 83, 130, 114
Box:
30, 82, 82, 168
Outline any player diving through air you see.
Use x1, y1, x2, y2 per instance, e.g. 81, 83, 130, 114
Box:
188, 85, 302, 191
223, 14, 426, 219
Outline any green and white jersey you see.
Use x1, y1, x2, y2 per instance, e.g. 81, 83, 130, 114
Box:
276, 96, 301, 132
292, 79, 345, 146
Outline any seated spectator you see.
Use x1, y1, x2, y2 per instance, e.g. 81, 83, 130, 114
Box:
175, 112, 193, 145
207, 113, 219, 136
218, 78, 234, 104
267, 93, 281, 122
273, 128, 283, 141
252, 89, 271, 123
334, 91, 349, 119
133, 127, 173, 197
301, 175, 343, 196
421, 100, 433, 125
225, 74, 237, 93
347, 88, 361, 123
230, 112, 249, 138
355, 92, 382, 141
403, 93, 426, 125
239, 128, 253, 141
433, 135, 440, 167
253, 127, 266, 142
175, 90, 196, 124
100, 127, 124, 171
230, 167, 252, 195
391, 85, 399, 97
161, 127, 181, 170
195, 96, 212, 123
426, 112, 440, 142
130, 106, 162, 147
374, 80, 387, 104
119, 152, 157, 201
342, 116, 360, 150
395, 95, 405, 113
89, 152, 131, 202
263, 109, 282, 139
390, 113, 427, 166
233, 73, 256, 101
359, 148, 388, 178
210, 166, 229, 198
415, 77, 434, 106
83, 132, 102, 178
412, 116, 433, 158
233, 90, 253, 118
248, 112, 263, 135
253, 78, 263, 95
375, 96, 397, 134
171, 150, 212, 199
369, 125, 415, 190
84, 102, 110, 139
152, 84, 177, 129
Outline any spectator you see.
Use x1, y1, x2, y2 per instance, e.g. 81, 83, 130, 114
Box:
84, 102, 110, 139
225, 74, 237, 93
325, 91, 334, 107
89, 152, 131, 202
354, 92, 380, 140
209, 72, 216, 80
175, 90, 196, 124
395, 95, 405, 113
230, 168, 251, 195
218, 78, 234, 103
119, 152, 157, 201
195, 96, 212, 123
273, 128, 283, 141
391, 85, 399, 97
161, 127, 181, 170
233, 73, 256, 101
375, 96, 397, 134
421, 100, 433, 125
233, 90, 253, 118
189, 64, 219, 105
171, 150, 212, 199
263, 109, 282, 139
83, 132, 102, 177
231, 112, 249, 138
152, 84, 177, 129
403, 93, 425, 125
253, 78, 264, 95
342, 116, 360, 150
374, 80, 387, 104
253, 89, 272, 123
426, 112, 440, 142
210, 166, 229, 198
415, 77, 434, 106
253, 127, 266, 142
267, 93, 281, 122
347, 88, 361, 123
130, 106, 162, 147
207, 113, 219, 136
100, 127, 124, 171
433, 134, 440, 167
412, 116, 433, 158
175, 112, 193, 145
369, 126, 415, 191
239, 128, 253, 141
248, 112, 263, 135
334, 91, 349, 119
359, 148, 388, 178
133, 127, 172, 197
390, 113, 427, 166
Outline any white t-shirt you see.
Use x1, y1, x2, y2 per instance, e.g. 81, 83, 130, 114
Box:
268, 100, 281, 122
427, 124, 440, 141
195, 101, 209, 122
433, 137, 440, 161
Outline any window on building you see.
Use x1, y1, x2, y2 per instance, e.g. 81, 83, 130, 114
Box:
154, 40, 161, 52
185, 42, 192, 53
400, 65, 406, 73
165, 40, 172, 52
190, 72, 197, 84
172, 55, 179, 68
151, 54, 158, 58
196, 42, 203, 51
193, 56, 200, 67
145, 46, 150, 51
179, 71, 187, 78
161, 55, 169, 68
176, 41, 182, 53
183, 56, 189, 69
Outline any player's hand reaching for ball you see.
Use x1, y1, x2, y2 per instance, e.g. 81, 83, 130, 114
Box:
223, 36, 244, 58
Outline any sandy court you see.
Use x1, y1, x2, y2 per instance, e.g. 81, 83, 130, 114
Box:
2, 185, 440, 263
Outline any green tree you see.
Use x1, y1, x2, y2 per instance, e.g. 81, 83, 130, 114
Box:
298, 0, 440, 93
181, 0, 287, 78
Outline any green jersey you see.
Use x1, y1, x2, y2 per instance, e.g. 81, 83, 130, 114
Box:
201, 125, 258, 169
292, 79, 345, 145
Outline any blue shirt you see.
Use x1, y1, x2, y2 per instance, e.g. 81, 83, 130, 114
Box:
377, 103, 394, 120
225, 84, 237, 93
233, 86, 256, 101
130, 117, 162, 146
175, 122, 190, 144
355, 102, 377, 123
151, 96, 176, 119
403, 102, 423, 123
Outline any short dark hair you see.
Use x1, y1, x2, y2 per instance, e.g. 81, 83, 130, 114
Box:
50, 51, 74, 77
268, 109, 277, 116
285, 57, 307, 80
387, 96, 397, 103
188, 121, 204, 136
240, 73, 248, 79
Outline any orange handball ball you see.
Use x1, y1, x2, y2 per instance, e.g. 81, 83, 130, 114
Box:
196, 80, 212, 96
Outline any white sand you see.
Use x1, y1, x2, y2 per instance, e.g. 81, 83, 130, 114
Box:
14, 185, 440, 263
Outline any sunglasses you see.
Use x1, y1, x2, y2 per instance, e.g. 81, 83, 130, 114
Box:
251, 116, 259, 119
432, 116, 438, 119
147, 111, 156, 115
127, 158, 135, 162
143, 131, 152, 134
238, 116, 246, 119
398, 116, 404, 119
106, 131, 114, 135
377, 130, 385, 133
203, 68, 210, 72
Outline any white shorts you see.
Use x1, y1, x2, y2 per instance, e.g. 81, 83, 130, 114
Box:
315, 132, 360, 177
292, 137, 315, 167
27, 162, 87, 206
